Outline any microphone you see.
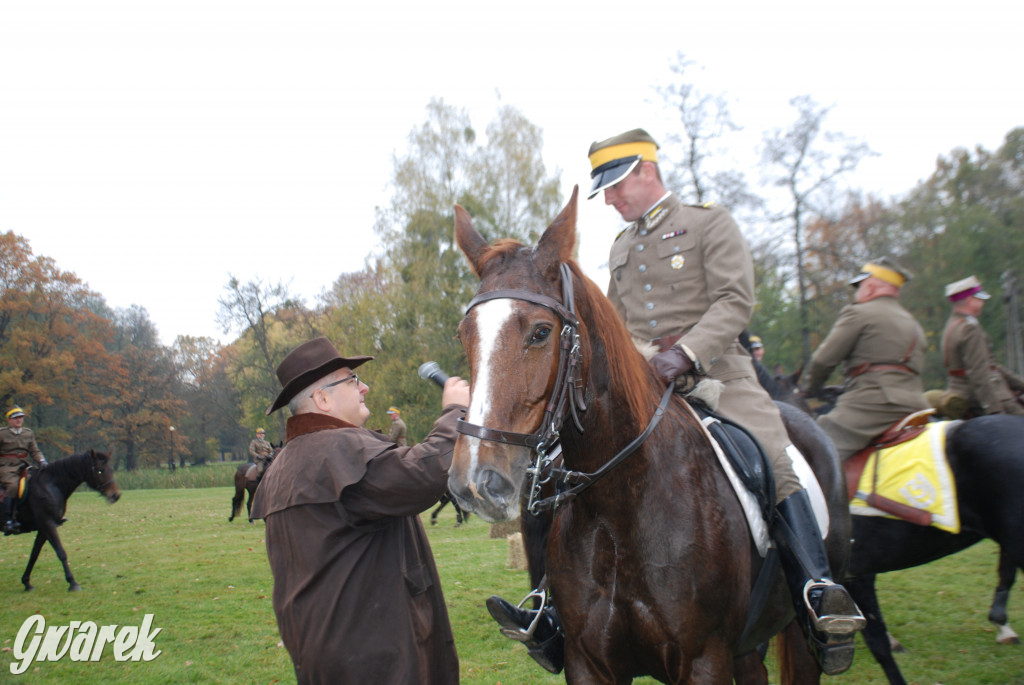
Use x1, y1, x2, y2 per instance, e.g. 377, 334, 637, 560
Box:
418, 361, 449, 388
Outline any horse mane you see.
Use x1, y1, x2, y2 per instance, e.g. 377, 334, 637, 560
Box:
564, 261, 659, 434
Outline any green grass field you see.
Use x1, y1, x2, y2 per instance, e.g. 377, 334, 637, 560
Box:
0, 479, 1021, 683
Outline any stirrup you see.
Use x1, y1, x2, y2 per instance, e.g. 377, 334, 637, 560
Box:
499, 588, 549, 642
804, 580, 866, 634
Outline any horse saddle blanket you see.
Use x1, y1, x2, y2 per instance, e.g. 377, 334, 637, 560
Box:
688, 404, 829, 557
848, 421, 959, 533
244, 464, 260, 484
0, 473, 29, 501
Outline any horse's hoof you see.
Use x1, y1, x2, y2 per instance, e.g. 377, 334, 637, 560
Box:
69, 583, 82, 592
23, 585, 34, 592
431, 519, 437, 526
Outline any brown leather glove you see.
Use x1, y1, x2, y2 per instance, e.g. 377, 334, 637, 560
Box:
650, 345, 695, 384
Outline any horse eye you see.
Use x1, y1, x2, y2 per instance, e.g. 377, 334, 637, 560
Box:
529, 326, 552, 344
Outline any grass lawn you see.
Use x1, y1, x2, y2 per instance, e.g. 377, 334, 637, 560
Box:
0, 484, 1020, 683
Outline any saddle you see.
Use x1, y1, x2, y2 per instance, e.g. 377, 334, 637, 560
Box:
844, 409, 960, 531
244, 464, 260, 485
1, 466, 31, 502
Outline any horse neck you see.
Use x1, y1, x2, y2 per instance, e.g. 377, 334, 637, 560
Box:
559, 345, 665, 474
41, 455, 88, 499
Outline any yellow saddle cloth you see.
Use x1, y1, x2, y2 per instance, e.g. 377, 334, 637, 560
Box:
850, 421, 959, 533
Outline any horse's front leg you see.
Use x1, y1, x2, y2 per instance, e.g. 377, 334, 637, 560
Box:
845, 574, 907, 685
989, 547, 1021, 645
41, 524, 80, 591
20, 531, 48, 591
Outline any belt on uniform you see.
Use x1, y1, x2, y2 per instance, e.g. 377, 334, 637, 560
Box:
846, 362, 917, 379
1, 454, 27, 459
947, 365, 998, 378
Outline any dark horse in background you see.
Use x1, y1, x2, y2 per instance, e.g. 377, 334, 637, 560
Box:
3, 450, 121, 591
229, 444, 282, 523
430, 488, 470, 527
762, 365, 1024, 684
447, 187, 851, 683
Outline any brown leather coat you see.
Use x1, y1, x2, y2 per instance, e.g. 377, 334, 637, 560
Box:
250, 405, 464, 684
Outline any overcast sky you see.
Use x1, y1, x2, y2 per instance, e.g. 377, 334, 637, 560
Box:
1, 0, 1020, 345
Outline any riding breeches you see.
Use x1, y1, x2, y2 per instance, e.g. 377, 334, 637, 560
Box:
711, 375, 801, 502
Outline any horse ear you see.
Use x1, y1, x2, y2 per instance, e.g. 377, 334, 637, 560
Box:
535, 186, 579, 279
454, 204, 490, 277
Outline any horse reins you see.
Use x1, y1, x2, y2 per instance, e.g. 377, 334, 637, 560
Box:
457, 261, 673, 514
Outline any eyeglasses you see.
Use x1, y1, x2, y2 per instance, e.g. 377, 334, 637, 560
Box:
309, 374, 360, 398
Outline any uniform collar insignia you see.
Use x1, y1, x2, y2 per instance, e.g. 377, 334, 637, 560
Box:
644, 204, 669, 230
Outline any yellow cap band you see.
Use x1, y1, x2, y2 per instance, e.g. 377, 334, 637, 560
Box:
589, 141, 658, 170
864, 263, 906, 287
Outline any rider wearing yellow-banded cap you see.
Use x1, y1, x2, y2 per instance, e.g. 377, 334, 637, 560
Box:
586, 128, 659, 199
1, 406, 48, 534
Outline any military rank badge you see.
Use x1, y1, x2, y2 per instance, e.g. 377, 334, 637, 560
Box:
671, 255, 685, 270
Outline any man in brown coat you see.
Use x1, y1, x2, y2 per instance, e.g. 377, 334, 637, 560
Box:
801, 258, 931, 459
941, 275, 1024, 417
489, 129, 864, 676
250, 337, 470, 684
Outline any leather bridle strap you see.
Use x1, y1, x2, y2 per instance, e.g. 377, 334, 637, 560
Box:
530, 380, 675, 514
457, 263, 583, 453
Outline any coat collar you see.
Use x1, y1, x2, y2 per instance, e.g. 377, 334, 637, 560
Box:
285, 412, 357, 442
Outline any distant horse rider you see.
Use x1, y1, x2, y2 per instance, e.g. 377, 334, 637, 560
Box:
800, 258, 931, 460
1, 407, 48, 534
941, 275, 1024, 417
249, 428, 274, 477
387, 407, 408, 446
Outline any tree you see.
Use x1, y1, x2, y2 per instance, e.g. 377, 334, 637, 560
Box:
217, 276, 309, 437
91, 306, 186, 470
361, 99, 563, 439
761, 96, 875, 365
0, 232, 114, 454
656, 53, 759, 214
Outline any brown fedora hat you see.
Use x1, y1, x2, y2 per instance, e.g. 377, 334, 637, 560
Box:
266, 337, 373, 415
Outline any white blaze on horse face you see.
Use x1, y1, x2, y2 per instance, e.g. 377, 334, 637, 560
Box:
465, 298, 515, 479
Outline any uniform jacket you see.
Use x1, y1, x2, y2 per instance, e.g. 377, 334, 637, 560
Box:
607, 193, 754, 379
942, 312, 1024, 416
250, 405, 464, 685
389, 417, 408, 446
248, 437, 273, 461
0, 427, 45, 492
606, 193, 798, 497
803, 296, 930, 458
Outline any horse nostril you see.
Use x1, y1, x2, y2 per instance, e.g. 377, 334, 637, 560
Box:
480, 468, 515, 507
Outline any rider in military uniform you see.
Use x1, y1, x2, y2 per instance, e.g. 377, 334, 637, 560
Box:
941, 275, 1024, 417
248, 428, 275, 477
801, 258, 931, 459
488, 129, 864, 675
0, 407, 48, 534
387, 407, 408, 446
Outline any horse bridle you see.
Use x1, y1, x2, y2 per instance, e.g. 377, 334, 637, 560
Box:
457, 263, 587, 456
457, 262, 674, 514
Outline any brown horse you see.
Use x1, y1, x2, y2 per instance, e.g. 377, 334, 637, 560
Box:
229, 462, 260, 523
5, 450, 121, 591
447, 188, 853, 683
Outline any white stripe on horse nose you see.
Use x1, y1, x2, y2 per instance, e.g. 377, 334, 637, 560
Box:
466, 299, 514, 474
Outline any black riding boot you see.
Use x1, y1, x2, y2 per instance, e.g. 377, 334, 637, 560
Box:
3, 496, 20, 535
486, 595, 564, 674
774, 489, 865, 675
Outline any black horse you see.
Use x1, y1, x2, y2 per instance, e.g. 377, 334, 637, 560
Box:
4, 450, 121, 591
430, 489, 470, 527
763, 365, 1024, 684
